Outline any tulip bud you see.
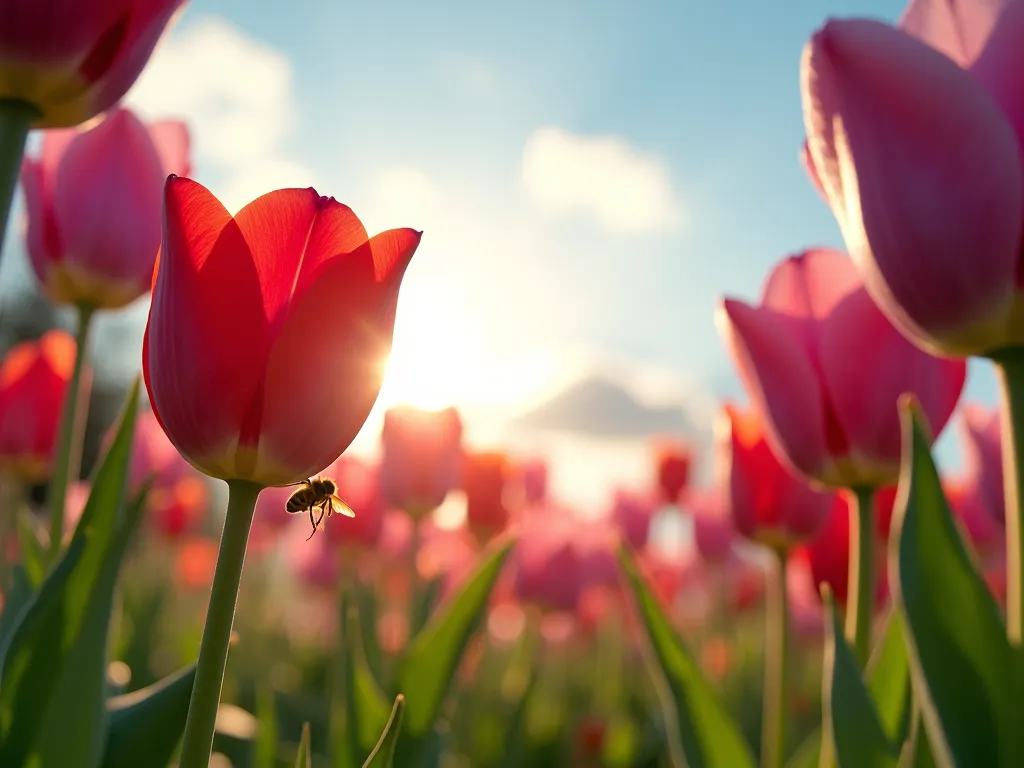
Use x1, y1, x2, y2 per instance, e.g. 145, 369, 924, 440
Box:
379, 405, 462, 516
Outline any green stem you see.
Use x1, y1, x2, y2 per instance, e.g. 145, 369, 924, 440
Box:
761, 547, 789, 768
0, 99, 37, 266
992, 348, 1024, 644
845, 486, 875, 665
178, 479, 262, 768
47, 304, 95, 559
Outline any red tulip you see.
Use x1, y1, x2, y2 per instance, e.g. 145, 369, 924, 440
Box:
716, 404, 834, 549
957, 404, 1004, 524
175, 536, 219, 590
654, 438, 692, 503
462, 451, 509, 541
609, 488, 657, 550
0, 330, 74, 481
945, 478, 1005, 561
323, 455, 384, 551
379, 405, 462, 515
0, 0, 186, 127
143, 177, 421, 486
150, 476, 207, 539
22, 108, 190, 308
718, 248, 966, 488
801, 15, 1024, 356
799, 493, 889, 609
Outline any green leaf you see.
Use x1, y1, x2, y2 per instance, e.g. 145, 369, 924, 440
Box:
897, 717, 937, 768
256, 682, 278, 768
617, 544, 755, 768
101, 663, 198, 768
891, 400, 1015, 767
398, 537, 515, 737
822, 591, 898, 768
786, 730, 821, 768
0, 567, 34, 649
295, 723, 312, 768
0, 379, 141, 768
410, 577, 443, 638
16, 511, 46, 588
362, 695, 405, 768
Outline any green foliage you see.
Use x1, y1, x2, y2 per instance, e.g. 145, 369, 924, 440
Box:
362, 696, 406, 768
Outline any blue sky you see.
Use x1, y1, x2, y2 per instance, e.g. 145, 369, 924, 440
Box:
2, 0, 997, 506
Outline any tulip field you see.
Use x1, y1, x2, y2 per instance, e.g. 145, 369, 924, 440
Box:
0, 0, 1020, 766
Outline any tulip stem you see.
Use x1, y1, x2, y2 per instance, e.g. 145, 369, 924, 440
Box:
47, 303, 95, 559
0, 99, 37, 266
992, 349, 1024, 645
178, 479, 262, 768
761, 547, 789, 768
845, 486, 874, 665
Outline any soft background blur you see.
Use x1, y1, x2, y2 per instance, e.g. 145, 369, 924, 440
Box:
0, 0, 991, 514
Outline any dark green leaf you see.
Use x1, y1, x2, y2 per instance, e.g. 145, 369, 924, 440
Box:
0, 567, 33, 649
618, 544, 755, 768
891, 401, 1014, 767
16, 511, 46, 588
398, 537, 514, 737
362, 695, 405, 768
256, 682, 278, 768
101, 663, 198, 768
897, 716, 937, 768
822, 591, 898, 768
295, 723, 312, 768
785, 729, 821, 768
410, 577, 442, 638
0, 379, 140, 768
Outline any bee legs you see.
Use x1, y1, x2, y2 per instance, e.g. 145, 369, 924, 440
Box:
306, 505, 319, 541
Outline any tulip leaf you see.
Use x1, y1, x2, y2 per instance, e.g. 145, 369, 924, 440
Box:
332, 596, 393, 768
16, 510, 47, 588
0, 566, 33, 649
897, 718, 937, 768
295, 723, 312, 768
362, 695, 405, 767
786, 730, 821, 768
823, 591, 898, 768
101, 663, 198, 768
618, 544, 755, 768
891, 402, 1014, 767
398, 537, 515, 737
0, 379, 140, 768
256, 682, 278, 768
410, 577, 443, 638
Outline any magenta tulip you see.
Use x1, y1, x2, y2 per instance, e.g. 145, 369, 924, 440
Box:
718, 248, 966, 488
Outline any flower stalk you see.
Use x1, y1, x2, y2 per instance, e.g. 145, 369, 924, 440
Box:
0, 99, 37, 264
761, 547, 789, 768
845, 486, 875, 665
992, 348, 1024, 644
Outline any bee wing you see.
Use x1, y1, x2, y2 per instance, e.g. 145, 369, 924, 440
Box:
330, 495, 355, 518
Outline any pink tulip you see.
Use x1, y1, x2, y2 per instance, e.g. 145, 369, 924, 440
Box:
801, 15, 1024, 356
688, 488, 737, 565
718, 248, 966, 488
0, 0, 186, 127
21, 108, 191, 308
946, 478, 1005, 561
716, 404, 834, 549
379, 405, 463, 516
512, 516, 585, 614
609, 489, 657, 550
323, 455, 385, 551
511, 457, 548, 507
957, 404, 1004, 524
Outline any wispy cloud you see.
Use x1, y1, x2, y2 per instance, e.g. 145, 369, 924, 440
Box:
125, 15, 318, 212
521, 126, 682, 234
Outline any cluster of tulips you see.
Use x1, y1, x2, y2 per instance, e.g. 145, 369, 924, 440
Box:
0, 0, 1020, 766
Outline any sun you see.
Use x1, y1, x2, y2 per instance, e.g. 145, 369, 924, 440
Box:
375, 283, 555, 412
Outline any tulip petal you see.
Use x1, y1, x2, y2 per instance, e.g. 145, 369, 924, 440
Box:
253, 229, 421, 482
145, 177, 270, 472
53, 108, 164, 289
147, 120, 191, 177
717, 299, 829, 479
799, 140, 827, 200
899, 0, 1010, 67
231, 190, 370, 331
802, 19, 1022, 346
817, 288, 966, 467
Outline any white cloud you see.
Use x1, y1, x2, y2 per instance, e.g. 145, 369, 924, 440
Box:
124, 16, 315, 209
521, 126, 682, 234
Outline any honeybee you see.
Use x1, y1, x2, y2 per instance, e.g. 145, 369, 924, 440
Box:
284, 476, 354, 540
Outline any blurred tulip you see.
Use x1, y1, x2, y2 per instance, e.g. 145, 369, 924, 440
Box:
639, 548, 684, 610
107, 408, 193, 495
801, 15, 1024, 355
727, 555, 766, 613
511, 457, 548, 507
462, 451, 509, 541
513, 517, 584, 614
799, 493, 889, 609
0, 330, 74, 481
288, 533, 339, 591
22, 108, 191, 309
175, 536, 219, 590
150, 476, 207, 540
718, 248, 966, 488
609, 489, 657, 550
378, 509, 414, 560
144, 178, 420, 486
323, 456, 384, 551
717, 404, 834, 550
654, 439, 692, 503
63, 480, 90, 535
689, 489, 736, 565
577, 518, 620, 590
379, 405, 462, 516
0, 0, 186, 127
417, 521, 478, 597
946, 478, 1005, 561
787, 551, 825, 642
957, 404, 1003, 524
